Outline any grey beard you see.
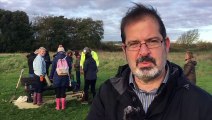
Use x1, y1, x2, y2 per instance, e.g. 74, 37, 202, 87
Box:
133, 67, 161, 83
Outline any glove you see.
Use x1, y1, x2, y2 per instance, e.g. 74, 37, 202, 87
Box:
40, 75, 44, 82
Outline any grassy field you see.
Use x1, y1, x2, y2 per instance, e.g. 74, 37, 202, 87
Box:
0, 51, 211, 120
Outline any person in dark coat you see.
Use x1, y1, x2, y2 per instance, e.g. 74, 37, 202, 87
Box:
26, 49, 38, 77
50, 46, 72, 110
184, 51, 197, 85
88, 63, 212, 120
87, 3, 212, 120
26, 49, 38, 102
66, 50, 73, 73
74, 50, 81, 90
82, 52, 97, 104
44, 50, 51, 75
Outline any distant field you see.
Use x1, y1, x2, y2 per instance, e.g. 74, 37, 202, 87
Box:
0, 51, 211, 120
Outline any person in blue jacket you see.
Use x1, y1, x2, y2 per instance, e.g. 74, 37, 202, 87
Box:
33, 47, 46, 106
50, 46, 72, 110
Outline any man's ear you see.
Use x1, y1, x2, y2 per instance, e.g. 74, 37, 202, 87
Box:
165, 37, 170, 53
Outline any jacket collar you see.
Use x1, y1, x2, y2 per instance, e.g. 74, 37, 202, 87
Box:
110, 65, 131, 95
111, 61, 189, 95
110, 61, 191, 118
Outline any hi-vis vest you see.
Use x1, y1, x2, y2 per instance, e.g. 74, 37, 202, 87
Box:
80, 51, 99, 69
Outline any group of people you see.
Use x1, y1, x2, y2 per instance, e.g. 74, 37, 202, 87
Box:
25, 2, 212, 119
26, 45, 99, 110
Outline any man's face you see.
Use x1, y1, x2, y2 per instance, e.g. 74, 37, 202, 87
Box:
122, 17, 170, 82
39, 49, 46, 57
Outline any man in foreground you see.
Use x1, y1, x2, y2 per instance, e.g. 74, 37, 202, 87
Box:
87, 3, 212, 120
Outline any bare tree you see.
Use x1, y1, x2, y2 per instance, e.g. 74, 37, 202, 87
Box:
176, 29, 199, 45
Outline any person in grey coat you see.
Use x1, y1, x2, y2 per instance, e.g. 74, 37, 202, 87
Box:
184, 51, 197, 85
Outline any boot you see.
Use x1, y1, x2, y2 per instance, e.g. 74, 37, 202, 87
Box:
40, 93, 43, 103
33, 92, 37, 105
56, 98, 60, 110
81, 96, 88, 104
37, 93, 42, 106
27, 95, 33, 103
61, 98, 66, 110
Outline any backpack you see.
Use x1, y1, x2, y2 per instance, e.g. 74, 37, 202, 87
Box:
56, 56, 69, 76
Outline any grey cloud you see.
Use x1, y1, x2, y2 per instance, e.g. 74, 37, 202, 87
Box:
187, 0, 212, 8
0, 0, 211, 41
90, 0, 129, 9
0, 2, 6, 9
30, 0, 88, 10
158, 1, 212, 32
0, 0, 29, 11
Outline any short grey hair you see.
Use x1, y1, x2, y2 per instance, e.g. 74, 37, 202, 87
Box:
39, 47, 46, 51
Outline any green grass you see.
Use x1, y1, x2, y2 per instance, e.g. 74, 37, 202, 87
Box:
0, 51, 211, 119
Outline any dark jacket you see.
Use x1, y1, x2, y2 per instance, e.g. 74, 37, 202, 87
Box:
87, 61, 212, 120
50, 52, 72, 87
184, 60, 197, 84
44, 51, 51, 75
66, 55, 73, 73
84, 54, 97, 80
26, 53, 37, 74
74, 55, 81, 71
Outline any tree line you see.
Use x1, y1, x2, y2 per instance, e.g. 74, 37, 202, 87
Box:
102, 29, 212, 52
173, 29, 212, 52
0, 9, 104, 52
1, 9, 211, 53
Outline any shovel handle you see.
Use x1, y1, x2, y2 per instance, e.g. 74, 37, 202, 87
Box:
15, 69, 24, 88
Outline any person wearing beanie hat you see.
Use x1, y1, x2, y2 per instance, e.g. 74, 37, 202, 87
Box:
50, 47, 72, 110
80, 47, 99, 70
57, 46, 65, 52
81, 52, 97, 104
83, 47, 90, 54
53, 45, 65, 58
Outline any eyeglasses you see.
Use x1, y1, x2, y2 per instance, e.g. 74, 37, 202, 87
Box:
125, 39, 163, 51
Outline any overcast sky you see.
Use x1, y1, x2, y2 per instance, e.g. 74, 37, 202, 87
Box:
1, 0, 212, 42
